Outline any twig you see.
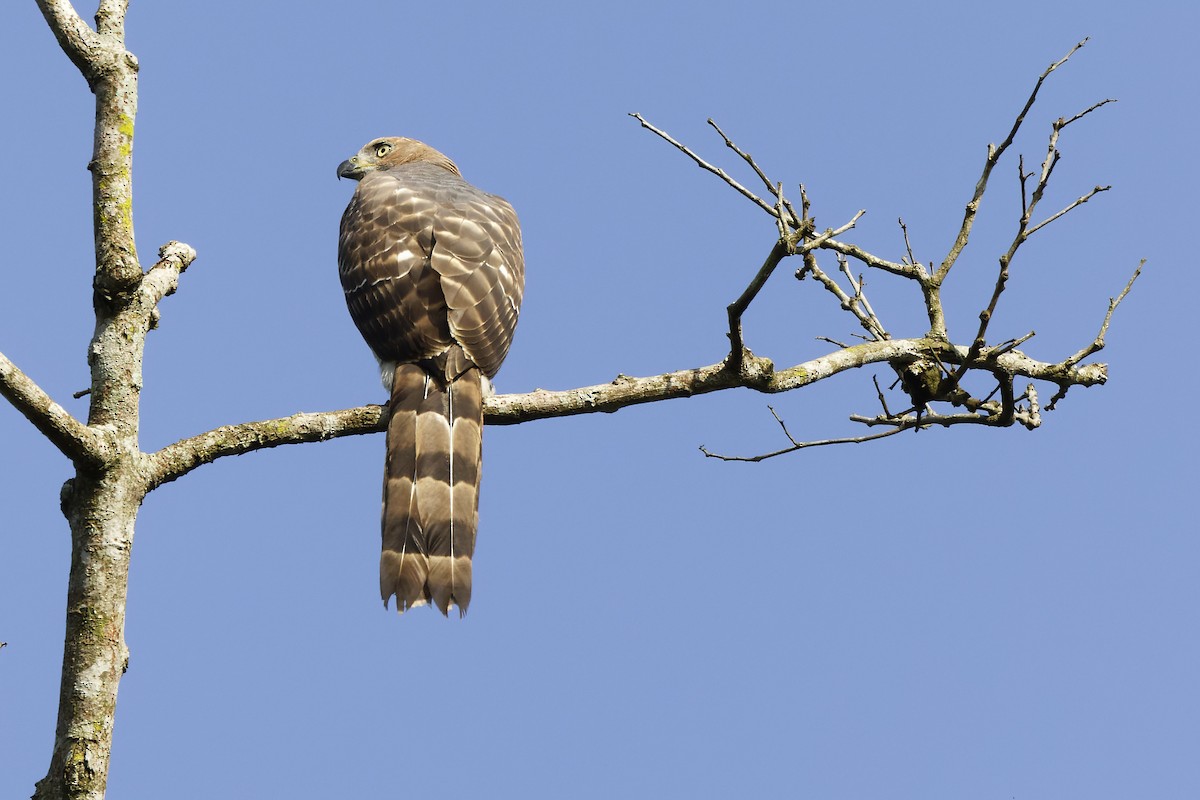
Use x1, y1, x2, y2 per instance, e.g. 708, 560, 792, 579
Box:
1027, 185, 1111, 236
701, 424, 906, 462
799, 247, 888, 342
1060, 98, 1117, 128
629, 113, 777, 217
708, 119, 778, 199
962, 95, 1112, 370
837, 258, 888, 340
726, 212, 862, 360
988, 331, 1036, 358
935, 38, 1090, 284
819, 236, 917, 279
872, 374, 893, 418
1064, 260, 1144, 367
774, 183, 788, 240
1018, 154, 1031, 216
898, 218, 920, 268
707, 119, 805, 232
767, 404, 797, 444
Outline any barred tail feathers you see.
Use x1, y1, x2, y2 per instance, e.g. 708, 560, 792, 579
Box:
381, 364, 430, 612
380, 363, 482, 616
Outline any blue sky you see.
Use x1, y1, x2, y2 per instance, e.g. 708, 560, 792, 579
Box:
2, 1, 1196, 798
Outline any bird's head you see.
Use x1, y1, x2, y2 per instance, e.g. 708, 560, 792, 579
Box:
336, 137, 460, 180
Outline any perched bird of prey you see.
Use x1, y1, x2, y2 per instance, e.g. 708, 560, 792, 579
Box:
337, 137, 524, 616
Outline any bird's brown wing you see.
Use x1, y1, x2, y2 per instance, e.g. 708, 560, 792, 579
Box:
338, 164, 523, 615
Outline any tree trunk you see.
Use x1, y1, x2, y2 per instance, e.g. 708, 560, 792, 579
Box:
34, 473, 141, 800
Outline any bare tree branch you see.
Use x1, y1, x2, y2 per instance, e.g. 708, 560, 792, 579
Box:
707, 118, 779, 198
934, 38, 1090, 285
94, 0, 129, 38
701, 420, 906, 462
1027, 184, 1110, 236
727, 240, 790, 360
950, 91, 1115, 378
1060, 98, 1117, 128
1063, 260, 1144, 368
819, 236, 916, 279
700, 424, 902, 462
629, 112, 779, 218
705, 118, 807, 232
137, 330, 1111, 486
989, 331, 1037, 358
34, 0, 100, 81
138, 241, 197, 331
726, 213, 863, 362
143, 405, 388, 491
898, 218, 921, 269
486, 338, 1105, 424
56, 0, 141, 299
0, 352, 107, 470
797, 249, 889, 341
626, 40, 1125, 460
837, 257, 888, 340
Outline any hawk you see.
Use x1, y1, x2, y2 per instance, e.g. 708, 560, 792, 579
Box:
337, 137, 524, 616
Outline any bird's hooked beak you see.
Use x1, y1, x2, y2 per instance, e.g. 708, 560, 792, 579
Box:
337, 157, 365, 181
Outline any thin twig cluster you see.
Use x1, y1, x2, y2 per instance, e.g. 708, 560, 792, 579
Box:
633, 37, 1140, 461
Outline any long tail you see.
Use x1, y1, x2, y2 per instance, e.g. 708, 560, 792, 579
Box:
380, 362, 482, 616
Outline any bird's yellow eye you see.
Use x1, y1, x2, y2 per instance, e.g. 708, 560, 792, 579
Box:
374, 142, 393, 158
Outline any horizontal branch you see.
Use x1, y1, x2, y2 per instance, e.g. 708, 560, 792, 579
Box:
489, 359, 752, 424
139, 332, 1112, 487
0, 350, 107, 470
142, 404, 388, 490
488, 338, 1104, 423
147, 356, 763, 488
